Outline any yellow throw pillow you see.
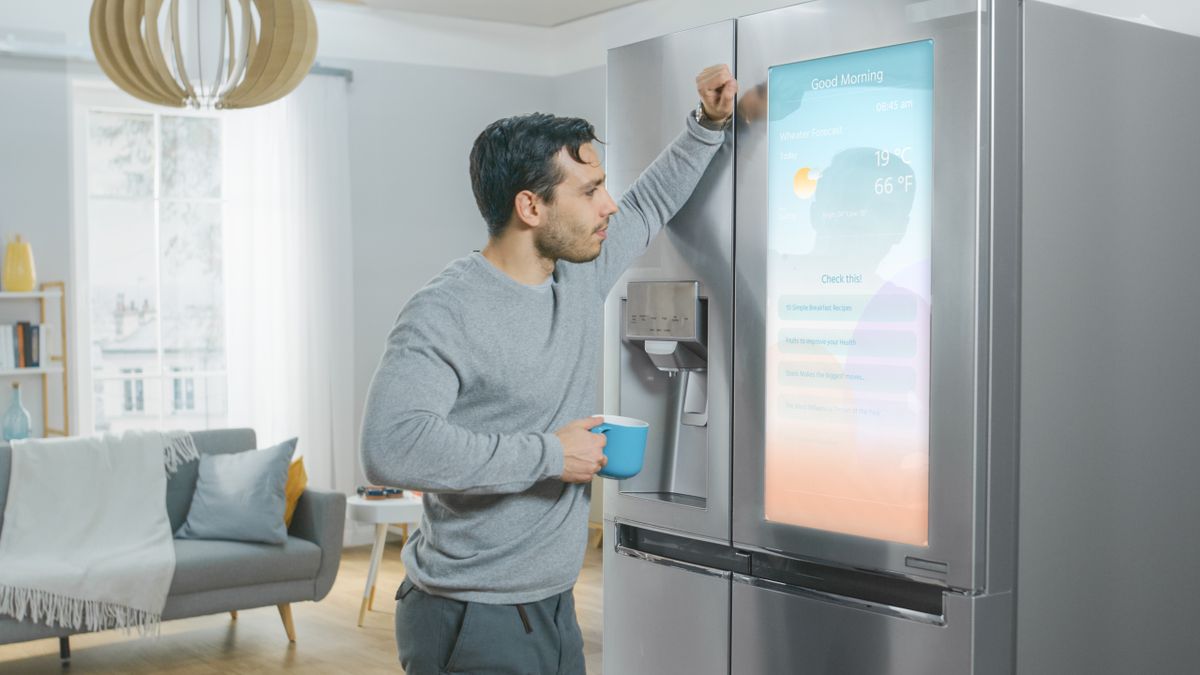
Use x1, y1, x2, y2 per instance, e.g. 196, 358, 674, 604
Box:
284, 457, 308, 528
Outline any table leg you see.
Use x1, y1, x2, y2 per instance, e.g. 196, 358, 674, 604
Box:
358, 523, 389, 626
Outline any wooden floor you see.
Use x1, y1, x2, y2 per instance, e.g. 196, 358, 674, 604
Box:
0, 539, 605, 674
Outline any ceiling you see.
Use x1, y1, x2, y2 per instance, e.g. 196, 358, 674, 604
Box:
319, 0, 650, 27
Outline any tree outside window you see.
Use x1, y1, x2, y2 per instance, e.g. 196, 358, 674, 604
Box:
83, 107, 228, 432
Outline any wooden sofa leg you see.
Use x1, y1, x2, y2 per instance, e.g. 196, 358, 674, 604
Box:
277, 603, 296, 643
59, 636, 71, 664
230, 610, 238, 621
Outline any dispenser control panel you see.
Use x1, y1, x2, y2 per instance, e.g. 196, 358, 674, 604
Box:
624, 281, 702, 342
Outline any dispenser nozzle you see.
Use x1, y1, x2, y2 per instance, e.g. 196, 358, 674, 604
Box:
643, 339, 705, 373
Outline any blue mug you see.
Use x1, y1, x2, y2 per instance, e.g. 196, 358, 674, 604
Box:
591, 415, 649, 479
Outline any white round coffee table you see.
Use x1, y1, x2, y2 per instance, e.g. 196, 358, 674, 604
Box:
347, 494, 424, 626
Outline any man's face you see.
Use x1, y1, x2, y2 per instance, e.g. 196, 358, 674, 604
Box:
534, 143, 619, 264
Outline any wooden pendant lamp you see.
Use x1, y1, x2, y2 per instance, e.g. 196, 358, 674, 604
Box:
88, 0, 319, 110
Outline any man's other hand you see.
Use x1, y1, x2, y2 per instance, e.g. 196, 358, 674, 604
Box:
556, 416, 609, 483
697, 64, 738, 123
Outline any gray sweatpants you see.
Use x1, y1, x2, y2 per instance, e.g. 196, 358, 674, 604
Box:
394, 578, 586, 674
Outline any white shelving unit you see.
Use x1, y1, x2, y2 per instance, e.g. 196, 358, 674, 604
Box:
0, 367, 64, 377
0, 282, 69, 437
0, 290, 62, 300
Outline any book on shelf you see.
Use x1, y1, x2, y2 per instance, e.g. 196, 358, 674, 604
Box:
0, 323, 49, 370
16, 321, 25, 368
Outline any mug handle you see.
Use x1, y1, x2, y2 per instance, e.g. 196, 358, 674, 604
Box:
592, 423, 612, 434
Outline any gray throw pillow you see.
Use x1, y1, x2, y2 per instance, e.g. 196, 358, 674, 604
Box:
175, 438, 297, 545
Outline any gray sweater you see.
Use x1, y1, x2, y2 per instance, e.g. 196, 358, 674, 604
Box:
360, 117, 725, 604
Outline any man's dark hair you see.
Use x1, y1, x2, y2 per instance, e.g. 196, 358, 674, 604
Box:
469, 113, 599, 237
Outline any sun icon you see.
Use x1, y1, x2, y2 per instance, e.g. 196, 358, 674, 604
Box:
793, 167, 820, 200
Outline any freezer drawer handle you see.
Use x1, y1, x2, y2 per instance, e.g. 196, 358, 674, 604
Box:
733, 574, 946, 626
615, 545, 733, 580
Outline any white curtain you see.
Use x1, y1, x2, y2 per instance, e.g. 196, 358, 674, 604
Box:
221, 75, 356, 496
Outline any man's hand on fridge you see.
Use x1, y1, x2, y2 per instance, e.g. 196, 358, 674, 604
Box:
696, 64, 738, 124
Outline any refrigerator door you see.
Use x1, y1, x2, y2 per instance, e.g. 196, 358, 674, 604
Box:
604, 20, 735, 542
603, 521, 731, 675
734, 0, 988, 591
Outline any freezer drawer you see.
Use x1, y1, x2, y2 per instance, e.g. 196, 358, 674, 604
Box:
731, 575, 1012, 675
603, 523, 730, 675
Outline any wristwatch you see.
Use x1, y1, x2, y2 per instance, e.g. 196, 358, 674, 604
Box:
694, 101, 731, 130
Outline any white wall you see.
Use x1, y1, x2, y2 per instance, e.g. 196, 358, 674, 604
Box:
0, 58, 69, 277
550, 66, 607, 131
0, 53, 73, 438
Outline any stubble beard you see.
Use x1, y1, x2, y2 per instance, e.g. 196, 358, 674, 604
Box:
535, 212, 603, 264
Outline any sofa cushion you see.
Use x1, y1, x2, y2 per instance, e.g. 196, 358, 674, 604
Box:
167, 429, 257, 532
175, 438, 296, 545
170, 536, 322, 595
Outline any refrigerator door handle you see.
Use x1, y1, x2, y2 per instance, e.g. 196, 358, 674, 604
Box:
615, 544, 733, 580
732, 574, 947, 626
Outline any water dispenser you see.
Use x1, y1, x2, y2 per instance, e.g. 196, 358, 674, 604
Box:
618, 281, 709, 507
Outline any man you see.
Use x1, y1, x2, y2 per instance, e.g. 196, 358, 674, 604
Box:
360, 64, 737, 674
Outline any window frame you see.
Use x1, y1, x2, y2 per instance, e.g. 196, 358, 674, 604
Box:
120, 367, 145, 412
172, 367, 197, 412
71, 80, 228, 433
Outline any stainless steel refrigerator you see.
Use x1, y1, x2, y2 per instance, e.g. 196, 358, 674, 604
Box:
603, 1, 1200, 673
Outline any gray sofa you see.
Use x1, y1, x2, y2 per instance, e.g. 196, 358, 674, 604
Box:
0, 428, 346, 661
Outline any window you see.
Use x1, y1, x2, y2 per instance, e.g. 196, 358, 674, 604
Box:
121, 367, 144, 412
76, 88, 229, 433
172, 367, 195, 412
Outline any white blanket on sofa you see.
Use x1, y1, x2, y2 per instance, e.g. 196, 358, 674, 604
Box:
0, 430, 197, 634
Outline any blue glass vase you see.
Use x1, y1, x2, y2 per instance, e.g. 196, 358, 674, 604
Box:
2, 382, 31, 441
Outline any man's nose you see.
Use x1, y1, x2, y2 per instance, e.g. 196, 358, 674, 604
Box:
602, 192, 619, 216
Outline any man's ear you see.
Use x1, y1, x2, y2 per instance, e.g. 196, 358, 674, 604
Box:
513, 190, 543, 228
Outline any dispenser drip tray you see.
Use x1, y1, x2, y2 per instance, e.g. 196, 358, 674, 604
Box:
620, 491, 708, 509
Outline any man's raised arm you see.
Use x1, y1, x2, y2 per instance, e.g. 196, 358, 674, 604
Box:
593, 64, 737, 293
